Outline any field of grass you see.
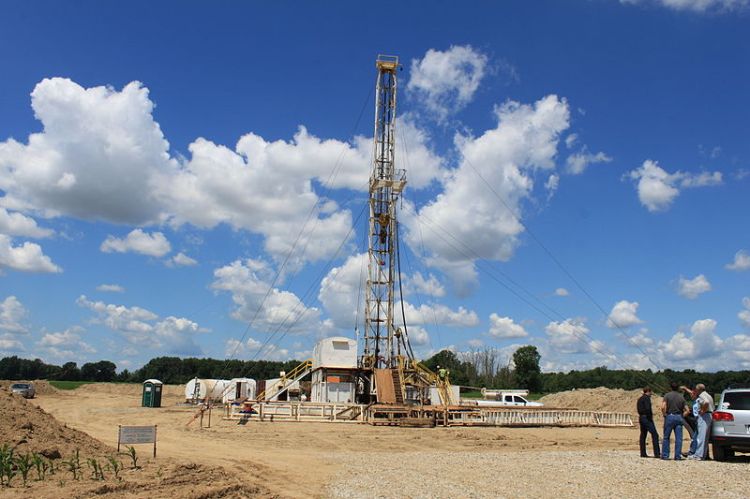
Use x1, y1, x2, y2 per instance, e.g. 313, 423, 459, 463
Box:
48, 380, 92, 390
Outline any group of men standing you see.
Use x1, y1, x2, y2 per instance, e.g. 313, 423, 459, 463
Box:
636, 381, 715, 460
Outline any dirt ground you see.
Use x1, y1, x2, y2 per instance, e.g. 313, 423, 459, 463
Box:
0, 383, 743, 498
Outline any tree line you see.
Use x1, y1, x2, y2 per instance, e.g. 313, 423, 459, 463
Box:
0, 355, 300, 385
2, 348, 749, 394
418, 347, 750, 394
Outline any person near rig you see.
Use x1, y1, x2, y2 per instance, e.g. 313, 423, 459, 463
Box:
637, 386, 660, 458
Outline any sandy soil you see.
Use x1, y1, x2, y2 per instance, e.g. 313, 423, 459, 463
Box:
0, 386, 267, 498
4, 383, 742, 498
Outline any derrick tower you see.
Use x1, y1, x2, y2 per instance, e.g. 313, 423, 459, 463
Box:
361, 55, 407, 370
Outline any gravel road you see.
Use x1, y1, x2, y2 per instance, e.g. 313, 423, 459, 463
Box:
327, 450, 749, 498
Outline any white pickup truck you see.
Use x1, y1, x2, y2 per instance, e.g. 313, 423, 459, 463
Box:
462, 388, 544, 407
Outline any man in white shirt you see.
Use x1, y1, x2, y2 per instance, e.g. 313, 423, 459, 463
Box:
687, 383, 714, 460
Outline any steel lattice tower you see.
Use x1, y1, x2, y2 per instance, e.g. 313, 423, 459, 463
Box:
362, 55, 406, 370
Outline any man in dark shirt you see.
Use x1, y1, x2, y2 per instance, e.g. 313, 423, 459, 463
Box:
661, 381, 687, 460
637, 386, 660, 458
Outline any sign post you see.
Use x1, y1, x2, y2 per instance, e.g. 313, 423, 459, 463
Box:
117, 425, 158, 458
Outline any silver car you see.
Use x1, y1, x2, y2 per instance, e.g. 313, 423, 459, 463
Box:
10, 382, 35, 399
711, 387, 750, 460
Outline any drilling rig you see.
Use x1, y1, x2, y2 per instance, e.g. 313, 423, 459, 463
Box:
357, 55, 444, 406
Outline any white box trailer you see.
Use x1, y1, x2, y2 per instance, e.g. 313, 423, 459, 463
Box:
222, 377, 257, 403
311, 369, 356, 403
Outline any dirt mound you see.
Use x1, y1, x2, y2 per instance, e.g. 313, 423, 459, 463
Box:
539, 387, 664, 417
0, 387, 113, 458
0, 386, 271, 498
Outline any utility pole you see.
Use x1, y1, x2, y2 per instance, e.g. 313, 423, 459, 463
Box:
361, 55, 406, 371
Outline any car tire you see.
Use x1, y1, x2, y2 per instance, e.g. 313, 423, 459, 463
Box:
712, 443, 727, 461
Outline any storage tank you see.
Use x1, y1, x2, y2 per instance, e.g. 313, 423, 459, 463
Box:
222, 377, 257, 403
312, 336, 357, 369
185, 378, 206, 402
184, 378, 231, 402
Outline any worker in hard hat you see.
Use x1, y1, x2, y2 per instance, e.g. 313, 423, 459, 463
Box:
437, 366, 447, 382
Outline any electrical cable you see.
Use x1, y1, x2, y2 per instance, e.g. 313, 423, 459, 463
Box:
224, 83, 374, 363
403, 202, 665, 390
248, 203, 367, 361
458, 154, 663, 371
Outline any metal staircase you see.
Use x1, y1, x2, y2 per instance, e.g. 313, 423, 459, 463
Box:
255, 359, 313, 401
391, 368, 404, 404
413, 362, 455, 406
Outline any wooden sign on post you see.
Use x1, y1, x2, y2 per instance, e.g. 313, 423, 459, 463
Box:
117, 425, 157, 457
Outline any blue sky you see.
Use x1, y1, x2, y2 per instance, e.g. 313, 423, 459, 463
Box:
1, 0, 748, 373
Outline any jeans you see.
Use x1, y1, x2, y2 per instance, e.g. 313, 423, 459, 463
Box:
692, 413, 711, 459
661, 414, 684, 459
639, 416, 660, 456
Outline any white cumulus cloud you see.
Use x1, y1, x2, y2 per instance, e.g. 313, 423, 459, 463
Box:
407, 45, 488, 120
169, 252, 198, 267
726, 250, 750, 271
96, 284, 124, 293
627, 160, 722, 212
740, 297, 750, 328
0, 78, 444, 271
620, 0, 749, 13
565, 149, 612, 175
211, 258, 321, 334
0, 335, 25, 352
0, 296, 30, 334
404, 272, 446, 298
101, 229, 171, 257
545, 318, 592, 354
318, 253, 367, 330
404, 94, 570, 293
660, 318, 722, 361
405, 325, 431, 346
0, 208, 53, 238
225, 337, 290, 361
76, 295, 203, 355
0, 234, 61, 273
38, 326, 96, 359
554, 288, 569, 297
607, 300, 644, 328
677, 274, 711, 299
0, 78, 174, 225
488, 314, 528, 339
401, 303, 479, 328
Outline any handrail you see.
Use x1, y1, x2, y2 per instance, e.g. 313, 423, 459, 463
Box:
413, 361, 454, 406
256, 359, 313, 401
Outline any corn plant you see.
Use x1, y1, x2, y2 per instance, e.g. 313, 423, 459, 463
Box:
0, 444, 7, 486
123, 446, 138, 469
87, 457, 105, 480
0, 444, 16, 487
105, 455, 123, 480
63, 449, 82, 480
15, 452, 33, 487
32, 452, 48, 481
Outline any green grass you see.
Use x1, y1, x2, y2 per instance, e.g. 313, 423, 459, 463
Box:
48, 380, 92, 390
